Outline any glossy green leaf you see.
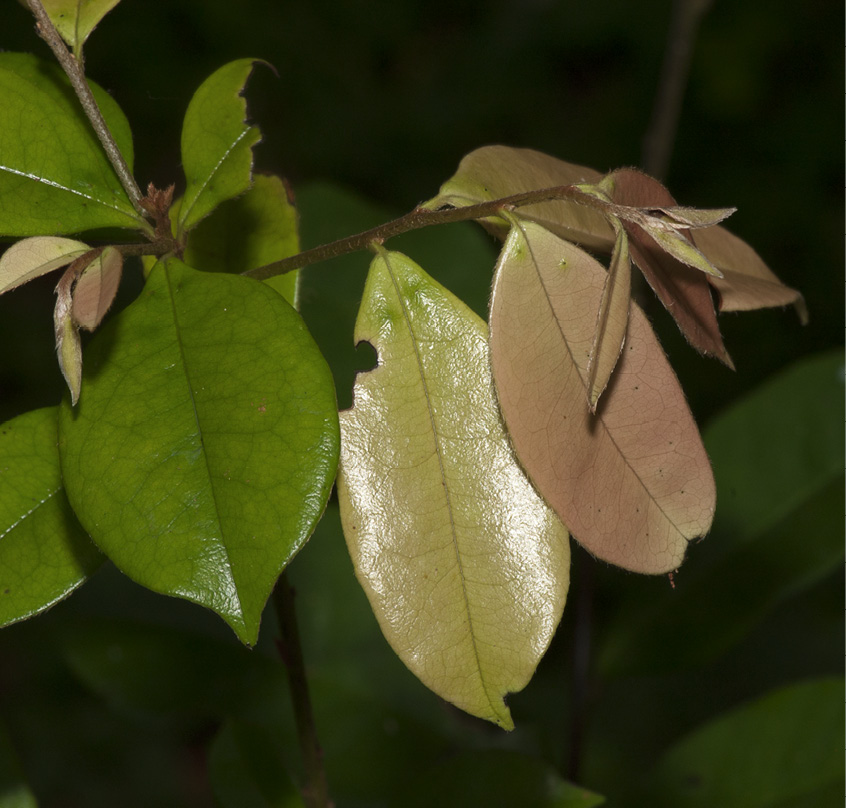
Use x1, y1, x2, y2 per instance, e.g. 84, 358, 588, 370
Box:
337, 249, 570, 729
423, 145, 614, 250
392, 750, 605, 808
0, 407, 103, 628
209, 719, 305, 808
37, 0, 122, 57
0, 237, 88, 295
490, 220, 714, 574
183, 173, 299, 306
57, 258, 339, 644
0, 53, 143, 237
0, 719, 37, 808
647, 678, 843, 808
176, 59, 264, 236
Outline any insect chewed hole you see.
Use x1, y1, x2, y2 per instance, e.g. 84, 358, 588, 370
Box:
354, 340, 378, 374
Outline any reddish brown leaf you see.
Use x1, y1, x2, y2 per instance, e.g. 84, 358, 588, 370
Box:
489, 221, 715, 574
71, 246, 123, 331
604, 168, 733, 367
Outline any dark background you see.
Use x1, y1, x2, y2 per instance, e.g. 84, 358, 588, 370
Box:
0, 1, 841, 806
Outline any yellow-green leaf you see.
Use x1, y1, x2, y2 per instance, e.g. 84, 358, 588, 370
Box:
337, 250, 570, 729
489, 221, 714, 574
35, 0, 122, 56
0, 236, 88, 295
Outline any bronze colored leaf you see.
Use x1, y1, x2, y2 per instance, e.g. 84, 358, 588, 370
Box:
338, 249, 570, 728
423, 145, 614, 250
603, 168, 732, 367
72, 246, 123, 331
489, 220, 715, 574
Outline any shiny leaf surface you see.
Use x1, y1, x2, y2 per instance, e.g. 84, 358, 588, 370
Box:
0, 53, 142, 236
37, 0, 122, 56
489, 220, 714, 574
0, 407, 102, 628
337, 250, 570, 728
0, 236, 88, 295
176, 59, 264, 236
58, 259, 339, 644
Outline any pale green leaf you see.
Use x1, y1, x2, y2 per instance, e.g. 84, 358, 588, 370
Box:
0, 407, 103, 628
58, 259, 339, 644
337, 250, 570, 729
652, 205, 737, 229
0, 53, 143, 236
489, 221, 714, 574
176, 59, 264, 236
423, 145, 614, 249
639, 218, 724, 278
36, 0, 122, 56
0, 236, 88, 295
53, 272, 82, 405
71, 245, 122, 330
648, 678, 843, 808
183, 174, 299, 307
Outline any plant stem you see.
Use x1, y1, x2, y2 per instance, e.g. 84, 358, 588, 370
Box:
244, 184, 607, 280
25, 0, 147, 215
273, 573, 332, 808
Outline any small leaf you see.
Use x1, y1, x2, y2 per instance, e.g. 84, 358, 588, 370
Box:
652, 205, 737, 229
71, 245, 123, 330
176, 59, 265, 236
183, 174, 300, 307
587, 224, 631, 411
0, 236, 88, 295
57, 259, 339, 645
489, 221, 714, 574
647, 678, 843, 808
638, 218, 724, 278
603, 168, 732, 367
0, 407, 103, 628
54, 269, 82, 405
36, 0, 122, 57
337, 250, 570, 728
0, 53, 143, 237
423, 145, 614, 249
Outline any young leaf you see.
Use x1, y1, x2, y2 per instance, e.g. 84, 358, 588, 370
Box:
587, 224, 631, 410
637, 219, 724, 278
0, 53, 143, 236
176, 59, 265, 236
54, 268, 82, 405
0, 236, 88, 294
489, 221, 715, 574
71, 245, 122, 330
602, 168, 732, 366
0, 407, 103, 628
423, 145, 614, 249
58, 258, 340, 645
183, 174, 300, 307
36, 0, 123, 57
337, 250, 570, 729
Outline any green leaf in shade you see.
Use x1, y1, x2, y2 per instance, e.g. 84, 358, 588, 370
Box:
0, 407, 103, 628
57, 258, 339, 645
0, 236, 88, 295
0, 719, 37, 808
36, 0, 122, 57
598, 351, 844, 676
0, 53, 144, 237
391, 750, 605, 808
337, 249, 570, 729
176, 59, 264, 236
183, 173, 299, 306
423, 145, 613, 249
647, 678, 843, 808
210, 719, 305, 808
489, 220, 714, 574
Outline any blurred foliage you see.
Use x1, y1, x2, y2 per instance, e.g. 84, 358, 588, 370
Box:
0, 0, 841, 806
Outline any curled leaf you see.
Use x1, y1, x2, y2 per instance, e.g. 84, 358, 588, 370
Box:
489, 220, 715, 574
338, 249, 570, 728
0, 236, 88, 295
54, 268, 82, 404
652, 205, 737, 229
638, 217, 724, 278
72, 245, 123, 330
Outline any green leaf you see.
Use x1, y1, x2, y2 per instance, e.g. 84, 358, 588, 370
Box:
337, 249, 570, 729
176, 59, 264, 236
0, 237, 88, 295
0, 718, 37, 808
57, 258, 339, 644
209, 719, 305, 808
0, 53, 143, 237
647, 678, 843, 808
36, 0, 122, 57
391, 750, 605, 808
0, 407, 103, 628
183, 173, 299, 306
489, 221, 714, 574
